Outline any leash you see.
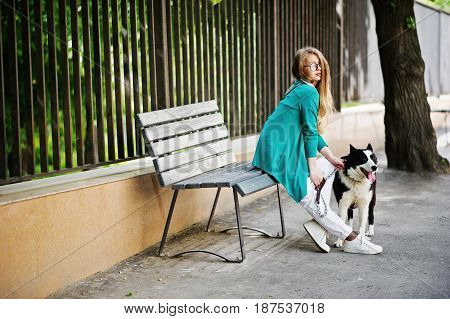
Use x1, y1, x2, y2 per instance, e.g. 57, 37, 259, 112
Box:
313, 168, 337, 218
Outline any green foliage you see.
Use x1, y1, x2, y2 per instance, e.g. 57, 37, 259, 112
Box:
417, 0, 450, 12
209, 0, 223, 5
341, 101, 374, 109
406, 16, 416, 29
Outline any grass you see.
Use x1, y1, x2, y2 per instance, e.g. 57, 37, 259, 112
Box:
341, 101, 378, 108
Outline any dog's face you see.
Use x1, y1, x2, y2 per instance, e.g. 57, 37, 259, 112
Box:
342, 144, 378, 182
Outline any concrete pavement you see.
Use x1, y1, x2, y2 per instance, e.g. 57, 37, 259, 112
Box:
50, 147, 450, 299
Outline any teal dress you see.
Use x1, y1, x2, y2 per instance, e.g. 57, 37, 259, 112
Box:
252, 79, 328, 203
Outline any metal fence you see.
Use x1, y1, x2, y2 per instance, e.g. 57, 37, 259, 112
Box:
0, 0, 341, 185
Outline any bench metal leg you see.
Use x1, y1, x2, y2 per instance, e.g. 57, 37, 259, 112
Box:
220, 184, 286, 239
206, 187, 222, 231
159, 185, 285, 263
158, 190, 179, 256
276, 184, 287, 238
233, 187, 245, 262
159, 188, 244, 263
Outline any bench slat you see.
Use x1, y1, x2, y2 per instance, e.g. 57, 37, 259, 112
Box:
234, 174, 278, 197
144, 113, 224, 142
136, 100, 219, 128
200, 163, 256, 188
186, 162, 253, 189
155, 138, 233, 172
171, 161, 249, 190
149, 125, 229, 156
157, 152, 235, 186
215, 169, 264, 187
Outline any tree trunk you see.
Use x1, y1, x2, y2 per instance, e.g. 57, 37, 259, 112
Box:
371, 0, 449, 173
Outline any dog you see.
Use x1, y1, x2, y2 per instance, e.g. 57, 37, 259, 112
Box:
332, 144, 378, 247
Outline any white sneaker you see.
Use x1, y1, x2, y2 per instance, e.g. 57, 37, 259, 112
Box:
303, 220, 330, 253
343, 234, 383, 255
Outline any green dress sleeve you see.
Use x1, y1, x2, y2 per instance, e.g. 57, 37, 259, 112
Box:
300, 90, 321, 158
318, 134, 328, 152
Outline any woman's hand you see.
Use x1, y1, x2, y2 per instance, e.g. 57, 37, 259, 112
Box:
319, 147, 345, 171
310, 167, 324, 189
329, 155, 345, 170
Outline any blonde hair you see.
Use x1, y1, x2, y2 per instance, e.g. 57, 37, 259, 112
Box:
292, 47, 335, 133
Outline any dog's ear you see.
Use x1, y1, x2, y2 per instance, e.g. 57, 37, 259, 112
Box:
350, 144, 356, 153
367, 143, 373, 151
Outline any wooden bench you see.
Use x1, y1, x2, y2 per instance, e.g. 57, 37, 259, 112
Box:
136, 100, 285, 263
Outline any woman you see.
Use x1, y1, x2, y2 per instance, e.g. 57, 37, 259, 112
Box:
252, 47, 382, 255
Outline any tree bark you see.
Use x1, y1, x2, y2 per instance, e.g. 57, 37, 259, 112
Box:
371, 0, 449, 173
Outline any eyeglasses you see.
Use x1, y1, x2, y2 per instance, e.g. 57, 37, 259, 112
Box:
303, 63, 322, 71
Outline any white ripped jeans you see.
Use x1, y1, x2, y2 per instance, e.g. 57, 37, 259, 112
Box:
300, 157, 353, 240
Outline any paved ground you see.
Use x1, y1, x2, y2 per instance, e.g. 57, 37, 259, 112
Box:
50, 146, 450, 299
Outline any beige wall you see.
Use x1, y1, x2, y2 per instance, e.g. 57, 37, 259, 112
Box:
1, 103, 448, 299
0, 152, 272, 299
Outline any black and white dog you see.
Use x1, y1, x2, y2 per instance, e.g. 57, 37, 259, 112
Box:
332, 144, 378, 247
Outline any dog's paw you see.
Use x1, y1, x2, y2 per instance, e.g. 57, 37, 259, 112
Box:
334, 239, 343, 248
366, 225, 375, 237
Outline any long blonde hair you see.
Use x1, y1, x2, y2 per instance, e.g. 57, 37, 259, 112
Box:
292, 47, 335, 133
